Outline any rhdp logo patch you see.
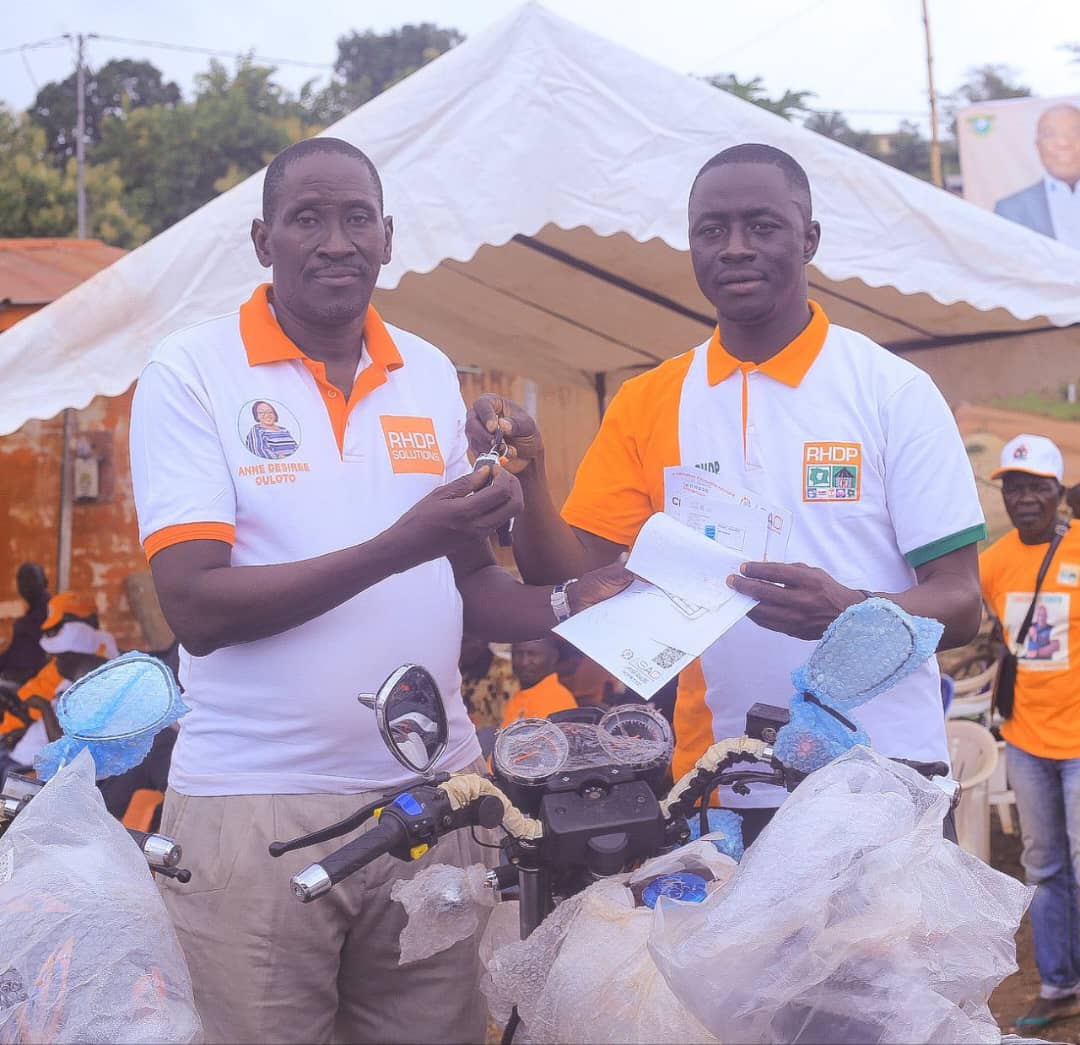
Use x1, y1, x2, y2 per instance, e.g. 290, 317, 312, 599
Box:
804, 442, 862, 502
1059, 563, 1080, 587
380, 415, 445, 475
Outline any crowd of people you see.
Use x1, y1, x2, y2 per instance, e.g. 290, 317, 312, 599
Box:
0, 132, 1074, 1041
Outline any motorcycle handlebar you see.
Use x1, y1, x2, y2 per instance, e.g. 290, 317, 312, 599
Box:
127, 828, 182, 868
292, 816, 409, 902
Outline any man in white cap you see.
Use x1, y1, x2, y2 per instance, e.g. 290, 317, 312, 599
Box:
981, 433, 1080, 1032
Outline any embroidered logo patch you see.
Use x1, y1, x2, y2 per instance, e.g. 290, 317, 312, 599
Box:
803, 442, 862, 502
380, 415, 445, 475
1059, 563, 1080, 587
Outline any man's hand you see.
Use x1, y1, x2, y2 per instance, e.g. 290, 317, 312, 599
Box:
466, 394, 544, 475
727, 562, 864, 641
394, 465, 523, 563
568, 560, 635, 614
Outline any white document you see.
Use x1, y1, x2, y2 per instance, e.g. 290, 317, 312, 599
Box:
663, 466, 793, 561
555, 577, 758, 700
626, 512, 748, 611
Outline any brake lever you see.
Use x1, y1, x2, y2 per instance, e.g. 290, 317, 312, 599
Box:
270, 774, 453, 858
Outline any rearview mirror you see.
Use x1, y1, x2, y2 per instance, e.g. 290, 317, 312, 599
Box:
358, 664, 447, 776
36, 652, 189, 781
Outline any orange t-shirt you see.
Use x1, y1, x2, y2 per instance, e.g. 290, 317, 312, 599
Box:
980, 521, 1080, 759
0, 660, 64, 734
500, 673, 577, 727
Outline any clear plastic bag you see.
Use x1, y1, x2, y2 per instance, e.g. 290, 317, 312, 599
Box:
650, 746, 1033, 1045
391, 863, 496, 965
0, 750, 201, 1043
481, 841, 735, 1043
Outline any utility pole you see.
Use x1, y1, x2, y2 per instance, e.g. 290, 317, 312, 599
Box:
57, 32, 90, 592
920, 0, 944, 188
75, 32, 87, 239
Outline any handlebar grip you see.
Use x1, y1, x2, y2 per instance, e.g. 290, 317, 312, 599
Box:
127, 829, 182, 868
322, 817, 409, 886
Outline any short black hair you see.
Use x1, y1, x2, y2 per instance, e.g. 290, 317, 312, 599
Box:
690, 143, 813, 221
252, 400, 277, 422
262, 137, 383, 221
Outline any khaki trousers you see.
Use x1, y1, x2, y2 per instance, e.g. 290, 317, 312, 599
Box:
158, 771, 492, 1045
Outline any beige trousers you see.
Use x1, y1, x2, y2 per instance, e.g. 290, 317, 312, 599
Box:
158, 772, 492, 1045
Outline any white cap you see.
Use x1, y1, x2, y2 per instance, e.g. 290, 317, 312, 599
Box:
991, 434, 1064, 483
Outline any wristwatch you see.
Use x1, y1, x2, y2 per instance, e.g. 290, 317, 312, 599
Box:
551, 579, 578, 624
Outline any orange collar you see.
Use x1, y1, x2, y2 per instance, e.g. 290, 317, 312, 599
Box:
238, 283, 404, 372
706, 300, 829, 387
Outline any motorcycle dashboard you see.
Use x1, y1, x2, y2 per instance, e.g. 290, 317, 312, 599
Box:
493, 706, 674, 785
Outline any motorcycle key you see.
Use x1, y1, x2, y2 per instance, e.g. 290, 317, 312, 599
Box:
473, 431, 514, 546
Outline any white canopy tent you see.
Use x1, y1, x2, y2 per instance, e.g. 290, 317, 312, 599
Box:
2, 1, 1078, 436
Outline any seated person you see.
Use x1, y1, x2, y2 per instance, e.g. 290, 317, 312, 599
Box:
459, 632, 518, 729
0, 591, 118, 737
3, 650, 107, 772
0, 562, 51, 685
501, 636, 578, 726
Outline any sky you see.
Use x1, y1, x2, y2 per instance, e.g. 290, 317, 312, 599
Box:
4, 0, 1079, 133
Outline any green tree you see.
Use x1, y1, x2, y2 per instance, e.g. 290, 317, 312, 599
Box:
311, 23, 464, 124
705, 74, 815, 120
28, 58, 181, 164
803, 110, 870, 151
0, 105, 147, 245
94, 60, 313, 236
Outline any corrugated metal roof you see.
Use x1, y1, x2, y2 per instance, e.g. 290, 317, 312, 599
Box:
0, 238, 126, 306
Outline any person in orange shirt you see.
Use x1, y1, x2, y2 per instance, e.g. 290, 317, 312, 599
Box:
500, 636, 578, 726
980, 434, 1080, 1032
0, 591, 118, 736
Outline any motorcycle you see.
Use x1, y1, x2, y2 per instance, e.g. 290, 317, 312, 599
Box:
271, 599, 1035, 1043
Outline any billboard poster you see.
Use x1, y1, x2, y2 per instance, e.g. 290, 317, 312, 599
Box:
957, 95, 1080, 249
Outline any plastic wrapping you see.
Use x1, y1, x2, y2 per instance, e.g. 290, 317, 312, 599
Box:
774, 599, 943, 774
391, 863, 496, 965
481, 842, 735, 1043
795, 597, 945, 712
36, 653, 189, 782
773, 693, 870, 775
0, 750, 201, 1044
687, 808, 745, 862
650, 747, 1032, 1045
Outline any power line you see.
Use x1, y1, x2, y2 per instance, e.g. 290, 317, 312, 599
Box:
93, 33, 334, 71
0, 37, 69, 58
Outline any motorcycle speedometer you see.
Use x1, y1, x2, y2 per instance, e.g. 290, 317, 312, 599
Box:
494, 718, 570, 784
597, 705, 674, 769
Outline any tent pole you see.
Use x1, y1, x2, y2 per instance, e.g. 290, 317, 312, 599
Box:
594, 372, 607, 421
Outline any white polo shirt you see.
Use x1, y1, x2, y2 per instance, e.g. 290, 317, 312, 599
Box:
130, 284, 482, 795
563, 302, 985, 791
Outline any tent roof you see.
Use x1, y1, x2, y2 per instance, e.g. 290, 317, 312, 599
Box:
1, 2, 1077, 435
0, 239, 126, 306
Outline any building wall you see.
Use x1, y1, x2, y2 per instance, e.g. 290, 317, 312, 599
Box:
0, 387, 146, 651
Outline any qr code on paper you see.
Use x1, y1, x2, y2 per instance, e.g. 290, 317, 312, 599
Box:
652, 646, 685, 671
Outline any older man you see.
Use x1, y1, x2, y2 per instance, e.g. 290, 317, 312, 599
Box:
470, 143, 984, 836
129, 137, 626, 1044
995, 103, 1080, 248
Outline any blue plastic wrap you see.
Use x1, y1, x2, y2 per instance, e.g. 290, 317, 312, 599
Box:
771, 599, 942, 775
773, 694, 870, 774
793, 597, 944, 713
35, 653, 189, 781
688, 809, 745, 863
